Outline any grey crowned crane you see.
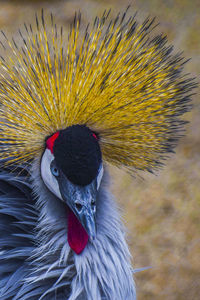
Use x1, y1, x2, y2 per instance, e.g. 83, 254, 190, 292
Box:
0, 9, 195, 300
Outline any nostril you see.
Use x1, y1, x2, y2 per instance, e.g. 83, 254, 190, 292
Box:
91, 200, 96, 212
75, 203, 83, 212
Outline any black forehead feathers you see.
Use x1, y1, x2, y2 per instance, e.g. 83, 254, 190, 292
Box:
53, 125, 102, 186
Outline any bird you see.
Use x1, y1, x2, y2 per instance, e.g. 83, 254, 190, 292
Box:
0, 8, 195, 300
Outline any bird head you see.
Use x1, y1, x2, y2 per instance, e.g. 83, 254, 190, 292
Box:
40, 125, 103, 253
0, 9, 195, 253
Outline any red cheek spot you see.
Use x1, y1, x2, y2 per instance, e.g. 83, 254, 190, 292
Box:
92, 133, 98, 140
46, 131, 60, 153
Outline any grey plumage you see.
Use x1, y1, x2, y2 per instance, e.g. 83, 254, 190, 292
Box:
0, 8, 194, 300
0, 161, 136, 299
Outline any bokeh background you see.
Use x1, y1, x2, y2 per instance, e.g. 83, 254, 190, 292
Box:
0, 0, 199, 299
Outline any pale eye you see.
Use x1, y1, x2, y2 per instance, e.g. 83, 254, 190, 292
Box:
50, 160, 59, 177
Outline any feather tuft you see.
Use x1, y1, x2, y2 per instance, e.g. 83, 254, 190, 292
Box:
0, 9, 196, 173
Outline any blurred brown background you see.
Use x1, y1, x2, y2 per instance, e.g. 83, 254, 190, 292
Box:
0, 0, 199, 299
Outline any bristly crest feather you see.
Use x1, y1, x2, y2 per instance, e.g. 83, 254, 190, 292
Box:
0, 8, 196, 173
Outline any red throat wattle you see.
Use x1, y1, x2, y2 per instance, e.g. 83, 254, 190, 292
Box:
67, 207, 89, 254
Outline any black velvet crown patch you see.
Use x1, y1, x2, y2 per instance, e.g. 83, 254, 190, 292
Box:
53, 125, 102, 186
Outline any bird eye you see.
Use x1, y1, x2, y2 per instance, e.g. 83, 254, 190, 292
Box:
50, 160, 59, 177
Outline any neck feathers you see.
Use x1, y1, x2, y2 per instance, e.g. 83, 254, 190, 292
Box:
29, 160, 136, 300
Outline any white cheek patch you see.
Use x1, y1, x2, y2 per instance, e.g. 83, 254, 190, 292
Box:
41, 149, 62, 200
97, 165, 104, 190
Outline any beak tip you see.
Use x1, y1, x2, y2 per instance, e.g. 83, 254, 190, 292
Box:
87, 223, 96, 242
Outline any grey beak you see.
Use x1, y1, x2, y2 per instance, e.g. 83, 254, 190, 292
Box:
76, 203, 96, 240
57, 170, 97, 239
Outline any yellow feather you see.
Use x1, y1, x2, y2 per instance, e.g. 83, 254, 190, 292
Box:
0, 10, 195, 173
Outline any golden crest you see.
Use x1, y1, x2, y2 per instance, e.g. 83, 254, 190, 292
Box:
0, 9, 195, 173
